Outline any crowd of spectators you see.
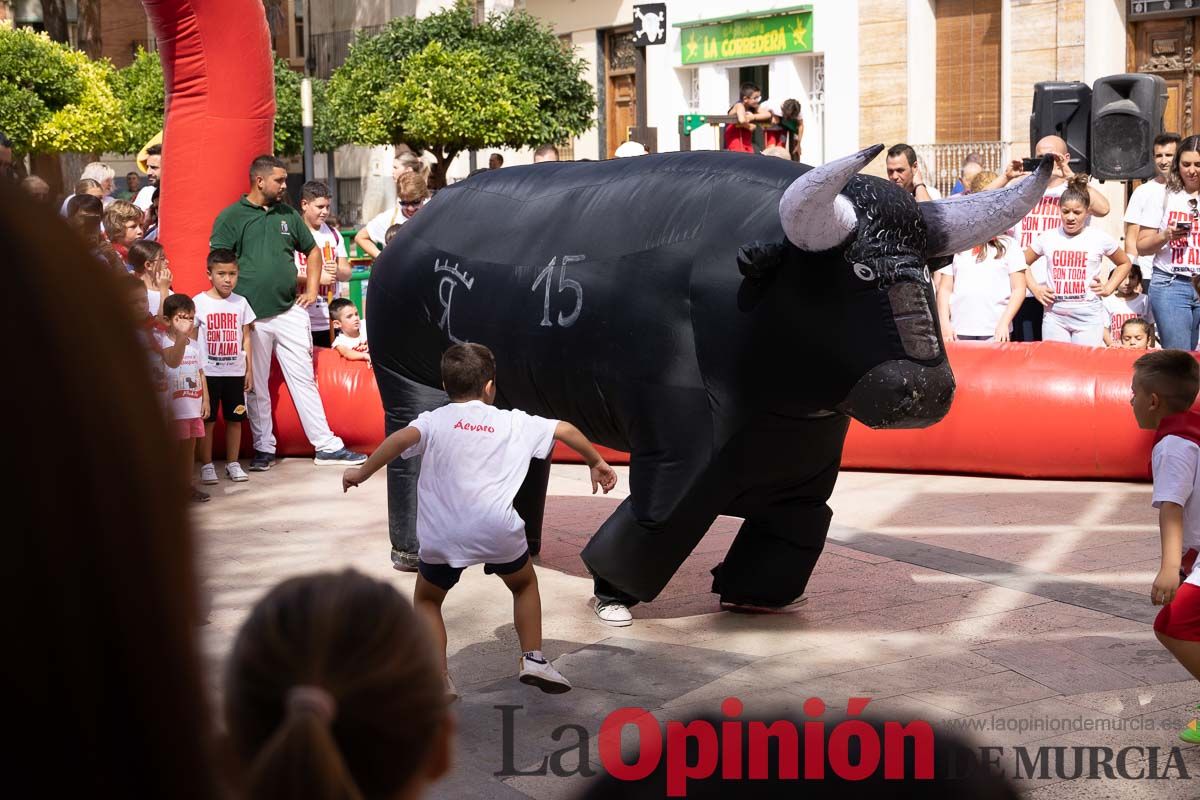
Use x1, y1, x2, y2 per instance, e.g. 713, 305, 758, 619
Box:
924, 134, 1182, 349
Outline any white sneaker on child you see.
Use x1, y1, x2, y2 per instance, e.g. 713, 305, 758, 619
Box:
199, 463, 218, 485
518, 655, 572, 694
226, 462, 249, 482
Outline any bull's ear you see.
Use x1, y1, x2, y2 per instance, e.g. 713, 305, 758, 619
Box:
920, 155, 1054, 257
779, 144, 883, 251
736, 241, 789, 281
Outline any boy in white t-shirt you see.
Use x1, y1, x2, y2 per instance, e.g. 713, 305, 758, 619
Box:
161, 294, 211, 503
193, 249, 257, 484
296, 181, 350, 348
342, 343, 618, 700
1131, 350, 1200, 744
1025, 175, 1132, 346
329, 298, 369, 366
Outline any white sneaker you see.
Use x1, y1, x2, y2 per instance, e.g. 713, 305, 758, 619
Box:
518, 655, 572, 694
199, 463, 218, 485
593, 600, 633, 627
225, 462, 249, 482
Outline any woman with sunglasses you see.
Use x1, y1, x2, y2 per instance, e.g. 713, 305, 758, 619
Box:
355, 171, 431, 259
1136, 134, 1200, 350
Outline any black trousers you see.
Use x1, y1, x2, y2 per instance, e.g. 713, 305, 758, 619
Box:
1010, 296, 1043, 342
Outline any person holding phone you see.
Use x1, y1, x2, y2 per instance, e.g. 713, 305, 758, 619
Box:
1136, 134, 1200, 350
987, 136, 1111, 342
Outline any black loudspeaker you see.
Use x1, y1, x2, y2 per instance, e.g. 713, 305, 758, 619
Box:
1090, 73, 1168, 181
1030, 81, 1092, 174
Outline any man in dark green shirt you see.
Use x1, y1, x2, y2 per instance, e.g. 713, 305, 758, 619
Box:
210, 155, 366, 471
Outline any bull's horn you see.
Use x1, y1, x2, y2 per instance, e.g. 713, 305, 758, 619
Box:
779, 144, 883, 251
920, 155, 1054, 257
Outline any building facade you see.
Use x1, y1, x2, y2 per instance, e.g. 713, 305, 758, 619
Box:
522, 1, 857, 167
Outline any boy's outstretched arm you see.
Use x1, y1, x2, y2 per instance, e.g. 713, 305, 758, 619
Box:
342, 426, 421, 492
553, 421, 617, 494
1154, 502, 1185, 606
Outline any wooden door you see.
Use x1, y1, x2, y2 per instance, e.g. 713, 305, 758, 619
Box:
1129, 17, 1200, 136
606, 29, 638, 158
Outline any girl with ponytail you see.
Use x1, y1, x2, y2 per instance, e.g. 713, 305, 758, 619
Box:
1024, 173, 1132, 346
224, 570, 453, 800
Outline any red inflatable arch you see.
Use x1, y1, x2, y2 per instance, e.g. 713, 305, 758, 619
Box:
142, 0, 275, 297
227, 343, 1176, 482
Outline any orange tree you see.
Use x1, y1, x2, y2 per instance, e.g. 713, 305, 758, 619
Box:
327, 0, 594, 185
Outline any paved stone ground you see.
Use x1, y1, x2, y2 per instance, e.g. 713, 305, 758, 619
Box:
197, 461, 1200, 798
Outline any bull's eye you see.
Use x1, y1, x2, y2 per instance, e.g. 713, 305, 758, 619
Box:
852, 263, 875, 282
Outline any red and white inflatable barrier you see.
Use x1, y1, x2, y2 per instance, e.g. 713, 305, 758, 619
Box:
232, 342, 1178, 482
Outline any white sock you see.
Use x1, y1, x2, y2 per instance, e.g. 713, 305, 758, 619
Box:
523, 650, 546, 663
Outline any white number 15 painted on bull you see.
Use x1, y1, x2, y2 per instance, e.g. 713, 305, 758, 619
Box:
531, 255, 584, 328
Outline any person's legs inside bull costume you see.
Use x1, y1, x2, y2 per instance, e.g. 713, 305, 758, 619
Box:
368, 146, 1053, 623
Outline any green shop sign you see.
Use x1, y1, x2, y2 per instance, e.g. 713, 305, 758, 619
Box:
677, 6, 813, 65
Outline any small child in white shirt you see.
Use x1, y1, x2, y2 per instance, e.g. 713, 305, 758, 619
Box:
161, 294, 210, 503
342, 343, 618, 700
1131, 350, 1200, 743
330, 298, 369, 366
193, 249, 257, 484
1103, 264, 1153, 347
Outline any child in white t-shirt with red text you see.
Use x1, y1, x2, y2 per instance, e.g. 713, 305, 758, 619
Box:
1103, 263, 1154, 347
161, 293, 210, 503
1026, 174, 1133, 346
1131, 350, 1200, 744
342, 343, 618, 701
193, 249, 257, 485
330, 298, 369, 366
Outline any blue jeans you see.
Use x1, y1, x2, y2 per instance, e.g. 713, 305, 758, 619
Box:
1149, 269, 1200, 350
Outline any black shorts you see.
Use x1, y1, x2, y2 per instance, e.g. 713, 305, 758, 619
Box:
312, 329, 332, 348
205, 375, 247, 423
418, 550, 530, 592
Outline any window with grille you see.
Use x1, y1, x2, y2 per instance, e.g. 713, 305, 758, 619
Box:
935, 0, 1001, 143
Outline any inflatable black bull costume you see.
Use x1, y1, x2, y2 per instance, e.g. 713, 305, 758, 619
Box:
370, 146, 1052, 609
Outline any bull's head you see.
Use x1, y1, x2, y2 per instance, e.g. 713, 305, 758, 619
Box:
775, 144, 1052, 428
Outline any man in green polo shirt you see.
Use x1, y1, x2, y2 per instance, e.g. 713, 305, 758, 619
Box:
210, 155, 366, 471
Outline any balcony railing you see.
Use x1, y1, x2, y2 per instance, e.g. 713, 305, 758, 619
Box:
912, 142, 1011, 197
309, 26, 385, 79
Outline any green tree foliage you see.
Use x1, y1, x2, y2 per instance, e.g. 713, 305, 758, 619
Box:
0, 24, 122, 153
271, 56, 339, 156
109, 47, 163, 154
108, 50, 338, 156
327, 0, 595, 181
